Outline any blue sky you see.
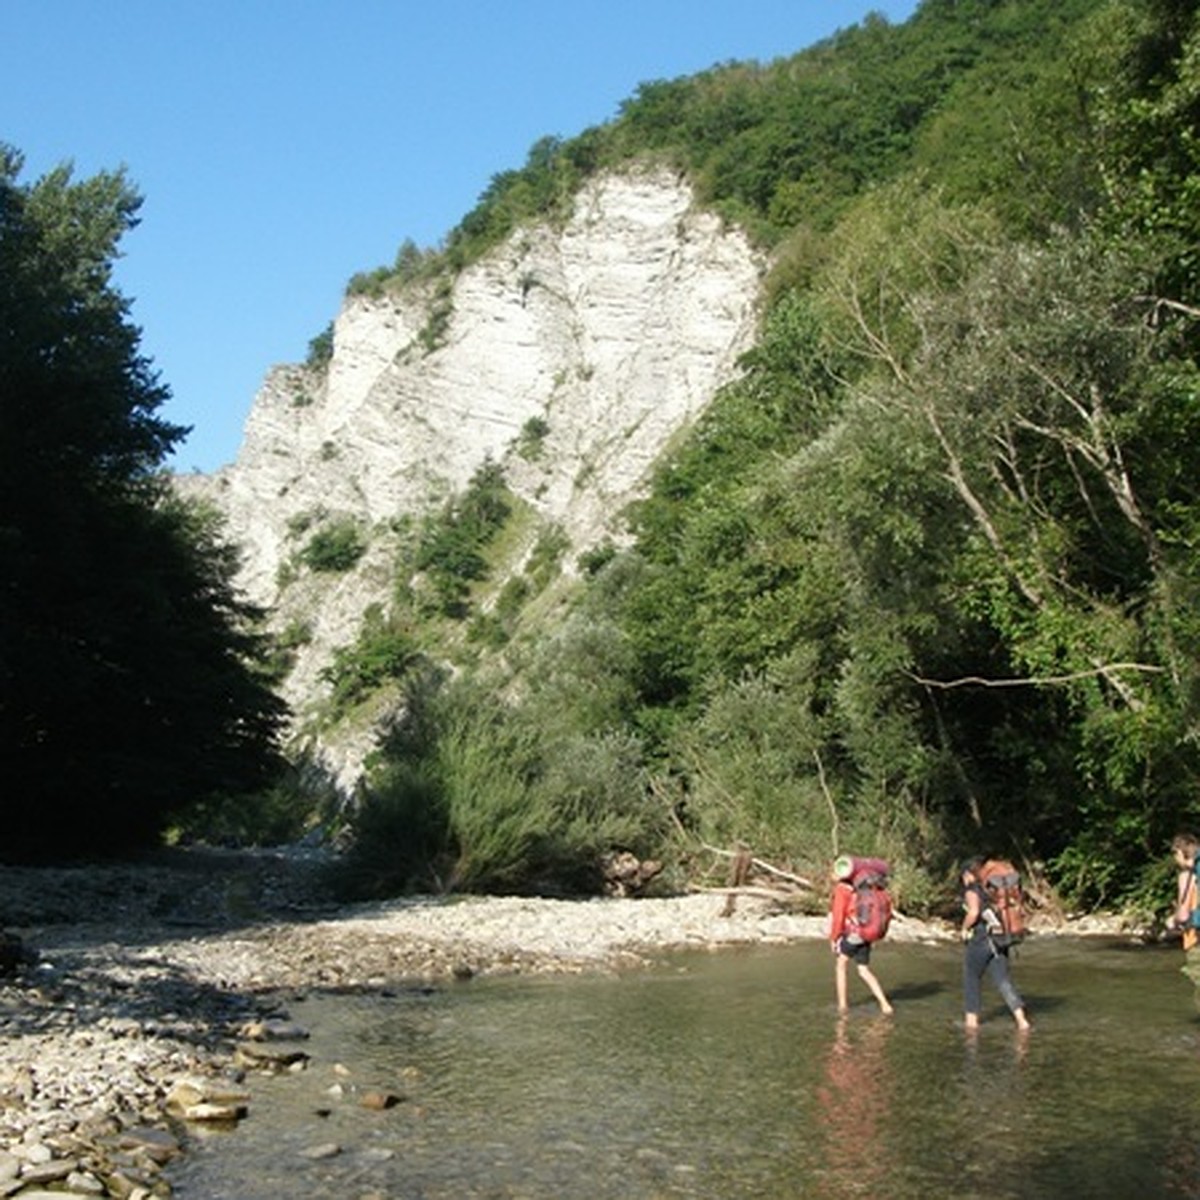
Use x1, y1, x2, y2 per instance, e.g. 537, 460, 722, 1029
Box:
5, 1, 919, 473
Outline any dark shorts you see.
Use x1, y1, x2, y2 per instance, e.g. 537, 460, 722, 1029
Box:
837, 936, 871, 965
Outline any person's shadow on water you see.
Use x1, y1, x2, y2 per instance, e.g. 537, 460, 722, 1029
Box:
884, 980, 945, 1003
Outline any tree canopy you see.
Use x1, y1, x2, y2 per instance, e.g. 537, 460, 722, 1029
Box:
0, 146, 287, 860
327, 0, 1200, 912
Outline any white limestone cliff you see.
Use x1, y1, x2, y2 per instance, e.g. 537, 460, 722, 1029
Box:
179, 166, 765, 791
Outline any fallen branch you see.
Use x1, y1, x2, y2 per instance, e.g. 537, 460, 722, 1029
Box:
699, 842, 814, 890
721, 846, 754, 917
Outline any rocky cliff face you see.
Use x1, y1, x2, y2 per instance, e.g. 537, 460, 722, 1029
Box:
179, 166, 765, 790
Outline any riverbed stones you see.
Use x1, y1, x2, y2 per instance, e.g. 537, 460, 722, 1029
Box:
14, 1159, 75, 1186
165, 1078, 250, 1124
112, 1130, 179, 1166
238, 1018, 309, 1041
0, 846, 964, 1198
299, 1141, 341, 1160
232, 1042, 311, 1073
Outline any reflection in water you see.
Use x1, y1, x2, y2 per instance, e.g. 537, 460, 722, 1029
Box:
171, 938, 1200, 1199
813, 1014, 893, 1198
958, 1019, 1032, 1178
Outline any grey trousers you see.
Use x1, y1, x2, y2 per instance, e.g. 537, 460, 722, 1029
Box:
963, 934, 1023, 1016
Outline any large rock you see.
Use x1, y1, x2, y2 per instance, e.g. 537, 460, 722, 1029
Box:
178, 166, 765, 792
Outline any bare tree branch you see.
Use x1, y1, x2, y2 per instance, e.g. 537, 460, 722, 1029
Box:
813, 748, 839, 858
907, 662, 1164, 690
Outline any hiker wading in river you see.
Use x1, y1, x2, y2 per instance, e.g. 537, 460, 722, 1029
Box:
959, 858, 1031, 1033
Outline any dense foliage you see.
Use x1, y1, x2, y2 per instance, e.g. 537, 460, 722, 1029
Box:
331, 0, 1200, 913
0, 147, 287, 860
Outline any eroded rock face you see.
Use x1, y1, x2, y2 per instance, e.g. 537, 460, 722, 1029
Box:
178, 167, 765, 790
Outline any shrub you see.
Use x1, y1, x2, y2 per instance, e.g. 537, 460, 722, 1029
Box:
300, 520, 366, 573
414, 461, 513, 617
332, 761, 450, 898
516, 415, 551, 460
348, 675, 663, 897
168, 768, 331, 849
321, 622, 420, 713
526, 523, 569, 590
306, 323, 334, 368
578, 540, 617, 576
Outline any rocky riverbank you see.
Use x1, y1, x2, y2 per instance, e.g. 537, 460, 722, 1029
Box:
0, 848, 1124, 1197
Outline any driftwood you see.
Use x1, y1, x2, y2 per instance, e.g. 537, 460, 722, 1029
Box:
702, 843, 813, 887
720, 846, 753, 916
700, 842, 815, 917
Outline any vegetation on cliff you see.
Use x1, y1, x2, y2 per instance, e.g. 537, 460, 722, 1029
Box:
7, 0, 1200, 918
334, 0, 1200, 915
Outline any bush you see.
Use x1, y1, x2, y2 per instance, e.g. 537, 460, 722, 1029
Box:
306, 323, 334, 368
332, 761, 450, 898
300, 520, 367, 573
346, 673, 664, 897
414, 461, 513, 617
321, 622, 420, 714
516, 415, 551, 460
168, 768, 331, 848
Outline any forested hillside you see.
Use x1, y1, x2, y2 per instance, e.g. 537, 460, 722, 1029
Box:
333, 0, 1200, 914
7, 0, 1197, 912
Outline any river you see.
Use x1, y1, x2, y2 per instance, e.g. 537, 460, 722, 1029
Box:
170, 936, 1200, 1198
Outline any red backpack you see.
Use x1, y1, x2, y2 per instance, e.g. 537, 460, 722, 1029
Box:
978, 859, 1027, 947
852, 868, 893, 943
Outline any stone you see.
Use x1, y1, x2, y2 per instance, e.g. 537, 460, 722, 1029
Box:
165, 1078, 251, 1112
232, 1042, 310, 1071
175, 166, 764, 798
175, 1100, 247, 1122
115, 1128, 181, 1163
65, 1170, 107, 1195
359, 1089, 403, 1111
239, 1018, 310, 1041
300, 1142, 341, 1160
17, 1158, 75, 1184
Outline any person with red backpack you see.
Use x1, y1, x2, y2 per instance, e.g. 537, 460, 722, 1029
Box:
960, 857, 1031, 1032
829, 856, 894, 1016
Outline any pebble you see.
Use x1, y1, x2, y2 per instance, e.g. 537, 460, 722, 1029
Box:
3, 847, 1089, 1198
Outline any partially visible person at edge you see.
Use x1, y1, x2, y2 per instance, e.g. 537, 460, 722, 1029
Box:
959, 858, 1031, 1033
828, 867, 893, 1016
1166, 833, 1200, 1002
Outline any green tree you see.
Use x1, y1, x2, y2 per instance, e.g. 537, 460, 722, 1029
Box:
0, 147, 287, 860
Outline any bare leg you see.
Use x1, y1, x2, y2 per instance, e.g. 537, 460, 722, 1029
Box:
856, 964, 894, 1015
835, 953, 850, 1012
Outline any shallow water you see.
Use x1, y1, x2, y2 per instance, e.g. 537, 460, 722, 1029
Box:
171, 937, 1200, 1199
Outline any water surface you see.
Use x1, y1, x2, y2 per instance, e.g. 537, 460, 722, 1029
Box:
171, 937, 1200, 1198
